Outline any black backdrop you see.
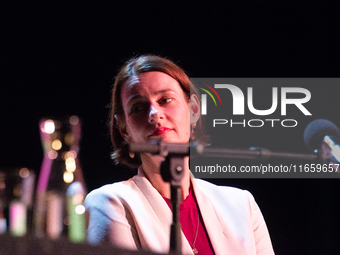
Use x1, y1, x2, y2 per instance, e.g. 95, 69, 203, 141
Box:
1, 1, 340, 254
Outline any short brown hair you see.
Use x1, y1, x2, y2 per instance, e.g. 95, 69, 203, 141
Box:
110, 54, 208, 168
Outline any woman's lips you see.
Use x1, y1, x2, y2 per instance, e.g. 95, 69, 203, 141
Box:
149, 127, 172, 137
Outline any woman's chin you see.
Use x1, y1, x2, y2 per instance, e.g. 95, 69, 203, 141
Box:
148, 135, 188, 144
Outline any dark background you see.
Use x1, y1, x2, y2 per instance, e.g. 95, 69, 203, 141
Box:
1, 1, 340, 254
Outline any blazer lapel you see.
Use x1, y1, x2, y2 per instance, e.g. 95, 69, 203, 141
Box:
192, 178, 246, 255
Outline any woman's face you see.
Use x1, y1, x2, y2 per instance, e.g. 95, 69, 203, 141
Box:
119, 71, 197, 145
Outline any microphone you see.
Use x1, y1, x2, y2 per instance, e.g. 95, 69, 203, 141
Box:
130, 141, 327, 161
303, 119, 340, 162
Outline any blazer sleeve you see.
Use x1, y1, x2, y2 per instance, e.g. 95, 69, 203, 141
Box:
84, 186, 139, 250
245, 190, 275, 255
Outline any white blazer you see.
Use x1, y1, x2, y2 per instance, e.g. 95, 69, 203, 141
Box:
85, 168, 275, 255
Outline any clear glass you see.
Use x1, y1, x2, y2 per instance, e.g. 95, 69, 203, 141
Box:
34, 116, 86, 242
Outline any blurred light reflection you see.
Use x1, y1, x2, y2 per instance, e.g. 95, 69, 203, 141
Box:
51, 140, 62, 151
63, 172, 74, 183
44, 120, 55, 134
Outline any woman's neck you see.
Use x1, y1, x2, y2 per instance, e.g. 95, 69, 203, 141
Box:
141, 154, 191, 201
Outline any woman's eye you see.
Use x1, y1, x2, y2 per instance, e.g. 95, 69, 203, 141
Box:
131, 106, 138, 113
130, 104, 145, 114
160, 98, 172, 104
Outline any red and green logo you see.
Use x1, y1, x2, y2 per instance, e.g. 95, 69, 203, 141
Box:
196, 82, 222, 115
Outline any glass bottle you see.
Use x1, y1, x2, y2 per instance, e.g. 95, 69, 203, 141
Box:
0, 167, 35, 236
0, 171, 7, 234
9, 167, 35, 236
34, 116, 86, 242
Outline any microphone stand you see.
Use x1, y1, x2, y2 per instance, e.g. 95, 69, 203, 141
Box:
161, 155, 184, 255
129, 142, 189, 255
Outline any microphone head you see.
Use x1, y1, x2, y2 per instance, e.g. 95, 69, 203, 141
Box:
303, 119, 340, 151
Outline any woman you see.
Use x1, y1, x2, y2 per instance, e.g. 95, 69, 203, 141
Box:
85, 55, 275, 254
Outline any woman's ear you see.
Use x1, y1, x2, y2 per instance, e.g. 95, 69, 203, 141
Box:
190, 94, 200, 124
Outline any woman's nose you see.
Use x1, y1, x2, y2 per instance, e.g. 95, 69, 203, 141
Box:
148, 104, 160, 123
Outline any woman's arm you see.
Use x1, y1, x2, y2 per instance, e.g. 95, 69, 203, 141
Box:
85, 188, 139, 250
245, 191, 275, 255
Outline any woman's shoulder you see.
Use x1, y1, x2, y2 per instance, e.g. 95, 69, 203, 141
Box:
194, 178, 250, 194
193, 178, 255, 205
193, 179, 261, 225
84, 178, 137, 208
